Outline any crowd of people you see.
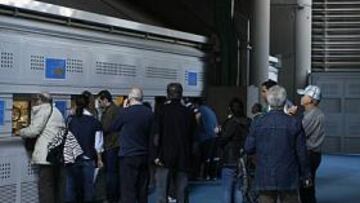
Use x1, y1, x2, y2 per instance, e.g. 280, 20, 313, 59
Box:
15, 79, 325, 203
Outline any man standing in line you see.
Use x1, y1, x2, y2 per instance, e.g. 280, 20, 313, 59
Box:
261, 79, 295, 115
108, 87, 154, 203
154, 83, 196, 203
97, 90, 120, 203
298, 85, 325, 203
245, 85, 311, 203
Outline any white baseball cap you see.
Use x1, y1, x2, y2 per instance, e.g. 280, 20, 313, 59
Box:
297, 85, 322, 101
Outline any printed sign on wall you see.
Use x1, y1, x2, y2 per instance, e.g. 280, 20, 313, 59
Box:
0, 100, 4, 126
45, 58, 66, 79
188, 71, 198, 86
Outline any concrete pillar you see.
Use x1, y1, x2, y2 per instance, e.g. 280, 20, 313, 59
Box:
295, 0, 312, 89
250, 0, 270, 87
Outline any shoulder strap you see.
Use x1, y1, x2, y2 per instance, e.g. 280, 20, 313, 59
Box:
39, 104, 53, 135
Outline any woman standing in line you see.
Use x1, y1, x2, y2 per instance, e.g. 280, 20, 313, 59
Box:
65, 94, 104, 203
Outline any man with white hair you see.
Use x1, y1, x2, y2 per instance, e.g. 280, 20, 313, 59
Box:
108, 87, 154, 203
245, 85, 311, 203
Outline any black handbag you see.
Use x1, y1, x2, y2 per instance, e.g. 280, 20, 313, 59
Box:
24, 106, 53, 151
46, 129, 67, 165
46, 117, 72, 165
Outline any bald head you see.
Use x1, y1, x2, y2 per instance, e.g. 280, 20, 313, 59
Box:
128, 87, 143, 102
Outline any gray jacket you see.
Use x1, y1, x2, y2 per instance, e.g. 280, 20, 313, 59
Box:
302, 107, 325, 152
20, 103, 65, 165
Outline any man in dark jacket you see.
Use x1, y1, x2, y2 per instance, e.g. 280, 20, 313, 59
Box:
154, 83, 196, 203
245, 85, 311, 203
108, 87, 154, 203
97, 90, 120, 203
219, 98, 251, 203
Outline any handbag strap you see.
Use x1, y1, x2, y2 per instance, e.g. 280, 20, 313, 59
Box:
39, 104, 53, 136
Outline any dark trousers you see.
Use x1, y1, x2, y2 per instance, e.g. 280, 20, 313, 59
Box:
65, 159, 96, 203
38, 164, 63, 203
259, 191, 299, 203
200, 138, 217, 179
155, 167, 188, 203
300, 151, 322, 203
105, 148, 119, 202
119, 155, 149, 203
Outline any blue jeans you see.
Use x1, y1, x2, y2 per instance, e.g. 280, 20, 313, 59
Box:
105, 148, 119, 202
155, 167, 188, 203
222, 167, 243, 203
65, 159, 96, 202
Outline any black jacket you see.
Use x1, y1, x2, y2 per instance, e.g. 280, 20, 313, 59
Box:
219, 116, 251, 167
155, 99, 196, 172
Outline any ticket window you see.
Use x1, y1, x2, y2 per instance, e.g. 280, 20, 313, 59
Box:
12, 94, 69, 133
12, 94, 33, 133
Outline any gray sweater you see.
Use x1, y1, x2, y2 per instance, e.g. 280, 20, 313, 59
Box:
302, 107, 325, 152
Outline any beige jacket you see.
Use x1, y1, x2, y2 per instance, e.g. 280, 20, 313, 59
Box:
19, 103, 65, 165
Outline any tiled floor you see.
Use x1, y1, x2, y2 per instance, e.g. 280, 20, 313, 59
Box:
149, 155, 360, 203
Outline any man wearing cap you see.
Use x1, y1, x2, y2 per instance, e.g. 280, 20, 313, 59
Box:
297, 85, 325, 203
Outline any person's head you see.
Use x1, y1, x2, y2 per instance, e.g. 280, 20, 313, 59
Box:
81, 91, 95, 109
261, 79, 278, 102
75, 94, 89, 117
297, 85, 321, 107
251, 103, 263, 115
31, 92, 52, 106
97, 90, 113, 108
267, 85, 287, 109
167, 83, 183, 100
229, 97, 245, 117
128, 87, 143, 105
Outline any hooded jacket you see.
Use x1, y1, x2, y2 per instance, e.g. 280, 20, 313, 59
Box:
20, 103, 65, 165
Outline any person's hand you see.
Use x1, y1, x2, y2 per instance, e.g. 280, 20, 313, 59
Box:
13, 130, 21, 136
214, 126, 221, 135
303, 178, 313, 188
288, 105, 298, 115
123, 99, 130, 108
97, 159, 104, 169
154, 158, 164, 167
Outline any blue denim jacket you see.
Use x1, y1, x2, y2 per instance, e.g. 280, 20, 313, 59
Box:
245, 110, 310, 191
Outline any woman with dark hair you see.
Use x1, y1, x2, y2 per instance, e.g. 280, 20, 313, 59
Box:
219, 98, 251, 203
65, 94, 104, 203
81, 91, 99, 119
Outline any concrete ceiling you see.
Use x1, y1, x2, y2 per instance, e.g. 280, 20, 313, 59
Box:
38, 0, 250, 36
121, 0, 216, 35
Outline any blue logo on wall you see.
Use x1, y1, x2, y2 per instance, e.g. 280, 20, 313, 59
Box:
188, 72, 198, 86
45, 58, 66, 79
0, 100, 4, 126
